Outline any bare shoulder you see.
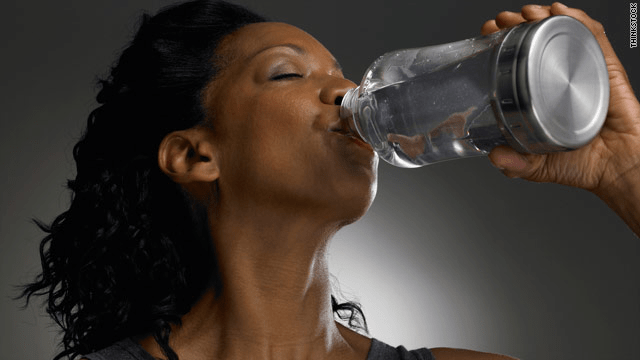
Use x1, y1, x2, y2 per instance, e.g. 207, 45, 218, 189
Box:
430, 347, 519, 360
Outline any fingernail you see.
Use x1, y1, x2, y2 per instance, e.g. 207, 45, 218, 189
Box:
555, 2, 568, 8
496, 153, 528, 171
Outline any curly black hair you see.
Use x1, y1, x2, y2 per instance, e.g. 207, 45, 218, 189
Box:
18, 1, 367, 359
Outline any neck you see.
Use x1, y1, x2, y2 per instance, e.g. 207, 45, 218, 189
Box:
139, 200, 368, 359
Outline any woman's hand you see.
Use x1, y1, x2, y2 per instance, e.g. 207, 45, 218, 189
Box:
482, 3, 640, 197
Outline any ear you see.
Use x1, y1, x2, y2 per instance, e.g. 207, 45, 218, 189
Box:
158, 127, 219, 184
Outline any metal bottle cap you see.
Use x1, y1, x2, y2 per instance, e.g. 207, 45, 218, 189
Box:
494, 16, 609, 153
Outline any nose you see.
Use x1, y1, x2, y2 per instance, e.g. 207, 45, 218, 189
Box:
320, 76, 357, 106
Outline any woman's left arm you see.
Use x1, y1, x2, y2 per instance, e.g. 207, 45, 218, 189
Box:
482, 3, 640, 236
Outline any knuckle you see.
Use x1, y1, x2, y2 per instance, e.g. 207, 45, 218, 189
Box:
482, 19, 497, 27
480, 20, 496, 34
575, 8, 588, 17
496, 10, 514, 19
591, 20, 605, 33
521, 4, 541, 12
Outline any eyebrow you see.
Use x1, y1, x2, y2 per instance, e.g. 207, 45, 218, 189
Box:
251, 43, 343, 73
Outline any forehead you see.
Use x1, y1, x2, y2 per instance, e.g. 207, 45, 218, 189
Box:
217, 22, 336, 66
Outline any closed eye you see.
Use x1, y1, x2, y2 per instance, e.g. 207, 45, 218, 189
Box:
270, 73, 303, 81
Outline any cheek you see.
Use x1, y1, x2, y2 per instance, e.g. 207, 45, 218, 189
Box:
248, 92, 320, 160
219, 92, 326, 194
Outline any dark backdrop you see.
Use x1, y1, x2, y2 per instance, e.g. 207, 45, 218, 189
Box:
2, 1, 638, 359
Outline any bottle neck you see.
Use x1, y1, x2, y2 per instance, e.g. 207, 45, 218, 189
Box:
339, 87, 358, 118
339, 87, 364, 140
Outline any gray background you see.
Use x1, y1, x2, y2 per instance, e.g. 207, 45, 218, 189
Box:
2, 0, 638, 359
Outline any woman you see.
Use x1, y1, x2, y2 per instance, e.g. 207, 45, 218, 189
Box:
19, 1, 640, 359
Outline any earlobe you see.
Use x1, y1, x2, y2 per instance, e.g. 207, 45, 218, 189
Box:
158, 128, 220, 184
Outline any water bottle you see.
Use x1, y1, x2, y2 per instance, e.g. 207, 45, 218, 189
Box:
340, 16, 609, 168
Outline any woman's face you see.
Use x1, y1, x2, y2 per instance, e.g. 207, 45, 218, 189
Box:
204, 22, 378, 222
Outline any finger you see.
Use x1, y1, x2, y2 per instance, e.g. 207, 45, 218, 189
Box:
550, 3, 629, 86
521, 4, 551, 21
550, 2, 590, 20
481, 19, 500, 35
550, 2, 604, 37
495, 11, 527, 29
550, 2, 609, 53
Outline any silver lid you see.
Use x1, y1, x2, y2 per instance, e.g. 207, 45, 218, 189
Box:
494, 16, 609, 153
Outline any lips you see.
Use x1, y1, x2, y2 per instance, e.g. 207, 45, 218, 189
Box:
329, 127, 373, 152
329, 119, 358, 138
327, 115, 375, 153
332, 129, 360, 141
329, 127, 353, 136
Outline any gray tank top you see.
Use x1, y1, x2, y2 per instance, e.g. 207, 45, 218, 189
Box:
84, 337, 434, 360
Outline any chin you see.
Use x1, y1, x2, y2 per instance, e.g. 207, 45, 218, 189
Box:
334, 168, 378, 226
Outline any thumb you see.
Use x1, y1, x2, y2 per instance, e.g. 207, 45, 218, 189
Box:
488, 146, 542, 179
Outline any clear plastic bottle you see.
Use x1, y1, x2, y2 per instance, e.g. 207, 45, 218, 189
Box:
340, 16, 609, 168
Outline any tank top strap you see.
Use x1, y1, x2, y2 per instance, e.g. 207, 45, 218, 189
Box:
366, 338, 435, 360
83, 338, 156, 360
